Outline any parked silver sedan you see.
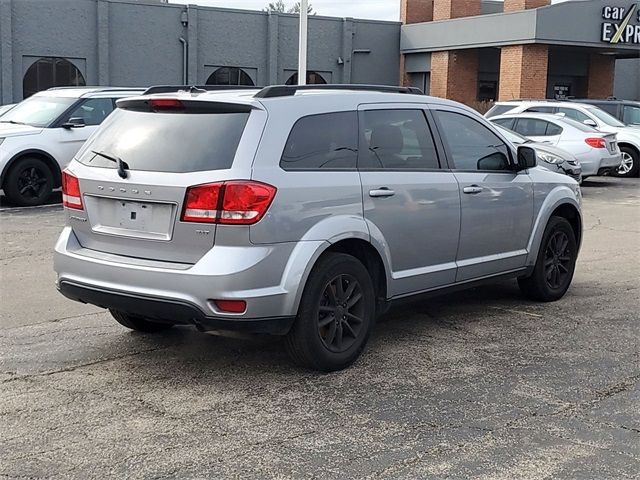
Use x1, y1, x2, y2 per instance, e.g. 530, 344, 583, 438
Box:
491, 113, 622, 180
493, 123, 582, 183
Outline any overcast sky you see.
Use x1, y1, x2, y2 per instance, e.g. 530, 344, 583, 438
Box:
169, 0, 401, 21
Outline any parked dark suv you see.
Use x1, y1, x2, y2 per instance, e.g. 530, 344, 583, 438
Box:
568, 98, 640, 127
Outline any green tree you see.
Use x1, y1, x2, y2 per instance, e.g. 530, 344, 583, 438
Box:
265, 1, 314, 14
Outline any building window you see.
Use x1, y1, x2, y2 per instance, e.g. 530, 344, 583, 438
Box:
285, 71, 327, 85
206, 67, 255, 86
23, 57, 86, 99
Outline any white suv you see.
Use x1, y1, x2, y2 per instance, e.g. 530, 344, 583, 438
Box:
486, 101, 640, 178
0, 87, 143, 206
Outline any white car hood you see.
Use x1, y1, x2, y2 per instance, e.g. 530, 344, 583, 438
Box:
0, 123, 43, 138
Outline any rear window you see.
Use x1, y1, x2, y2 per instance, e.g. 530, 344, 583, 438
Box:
485, 104, 514, 118
76, 109, 250, 173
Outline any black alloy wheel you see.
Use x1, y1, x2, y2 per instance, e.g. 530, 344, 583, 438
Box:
317, 273, 365, 353
543, 231, 572, 290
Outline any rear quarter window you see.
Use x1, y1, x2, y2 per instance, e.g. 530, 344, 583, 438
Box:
280, 111, 358, 170
76, 109, 250, 173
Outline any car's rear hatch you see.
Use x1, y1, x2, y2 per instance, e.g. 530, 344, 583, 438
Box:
65, 95, 265, 264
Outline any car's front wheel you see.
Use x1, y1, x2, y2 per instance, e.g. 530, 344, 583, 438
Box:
4, 157, 54, 206
616, 147, 639, 178
518, 216, 577, 302
110, 309, 174, 333
285, 253, 376, 372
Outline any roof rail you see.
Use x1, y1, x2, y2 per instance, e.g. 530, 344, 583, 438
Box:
47, 86, 145, 92
143, 85, 261, 95
254, 84, 424, 98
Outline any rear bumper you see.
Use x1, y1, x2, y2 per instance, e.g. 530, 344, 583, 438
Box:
577, 151, 621, 177
54, 227, 325, 332
58, 280, 294, 335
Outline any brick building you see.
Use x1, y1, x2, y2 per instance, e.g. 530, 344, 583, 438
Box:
401, 0, 640, 104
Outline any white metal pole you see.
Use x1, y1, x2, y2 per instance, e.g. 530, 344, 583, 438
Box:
297, 0, 308, 85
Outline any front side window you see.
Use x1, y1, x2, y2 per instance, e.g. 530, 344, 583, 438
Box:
623, 105, 640, 125
63, 98, 114, 126
0, 95, 76, 128
586, 107, 625, 127
435, 111, 510, 171
360, 109, 439, 170
280, 112, 358, 170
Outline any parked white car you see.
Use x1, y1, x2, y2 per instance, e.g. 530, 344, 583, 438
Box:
0, 87, 143, 206
490, 113, 621, 180
0, 104, 16, 117
486, 101, 640, 178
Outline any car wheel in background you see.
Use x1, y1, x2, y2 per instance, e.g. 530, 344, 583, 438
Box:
110, 309, 174, 332
616, 147, 639, 178
518, 216, 577, 302
4, 157, 54, 206
285, 253, 375, 372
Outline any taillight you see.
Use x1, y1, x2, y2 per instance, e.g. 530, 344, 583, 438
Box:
61, 170, 83, 210
585, 137, 606, 149
182, 182, 221, 223
148, 98, 184, 111
181, 180, 276, 225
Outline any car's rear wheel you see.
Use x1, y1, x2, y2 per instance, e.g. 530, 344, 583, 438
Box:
110, 309, 174, 333
615, 147, 639, 178
4, 157, 54, 206
285, 253, 375, 372
518, 216, 577, 302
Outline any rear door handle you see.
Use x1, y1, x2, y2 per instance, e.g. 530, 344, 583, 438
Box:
463, 185, 483, 194
369, 188, 395, 198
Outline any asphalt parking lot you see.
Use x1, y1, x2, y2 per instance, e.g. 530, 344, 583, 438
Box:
1, 177, 639, 479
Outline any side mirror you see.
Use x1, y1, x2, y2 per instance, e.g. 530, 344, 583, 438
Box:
61, 117, 85, 129
583, 119, 598, 128
516, 146, 537, 171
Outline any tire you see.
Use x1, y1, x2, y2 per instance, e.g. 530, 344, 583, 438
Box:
4, 157, 54, 207
109, 309, 174, 333
615, 147, 639, 178
285, 253, 376, 372
518, 216, 577, 302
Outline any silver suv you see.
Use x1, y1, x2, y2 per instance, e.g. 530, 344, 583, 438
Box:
54, 85, 583, 371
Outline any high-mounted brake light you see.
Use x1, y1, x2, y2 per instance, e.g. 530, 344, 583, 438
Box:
148, 98, 184, 111
181, 180, 276, 225
585, 137, 606, 149
61, 170, 83, 210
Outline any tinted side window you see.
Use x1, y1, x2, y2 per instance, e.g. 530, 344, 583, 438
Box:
65, 98, 114, 126
545, 122, 563, 136
360, 109, 439, 170
280, 112, 357, 170
525, 106, 555, 113
492, 118, 515, 130
557, 107, 590, 123
622, 105, 640, 125
514, 118, 549, 136
435, 110, 510, 171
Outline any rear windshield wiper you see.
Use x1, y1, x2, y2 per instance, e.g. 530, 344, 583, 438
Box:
92, 150, 130, 179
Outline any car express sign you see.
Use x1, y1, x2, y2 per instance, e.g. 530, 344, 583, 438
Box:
601, 4, 640, 44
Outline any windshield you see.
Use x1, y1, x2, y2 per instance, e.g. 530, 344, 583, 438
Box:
76, 108, 250, 173
586, 107, 625, 127
485, 104, 515, 118
494, 124, 528, 144
0, 96, 76, 127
